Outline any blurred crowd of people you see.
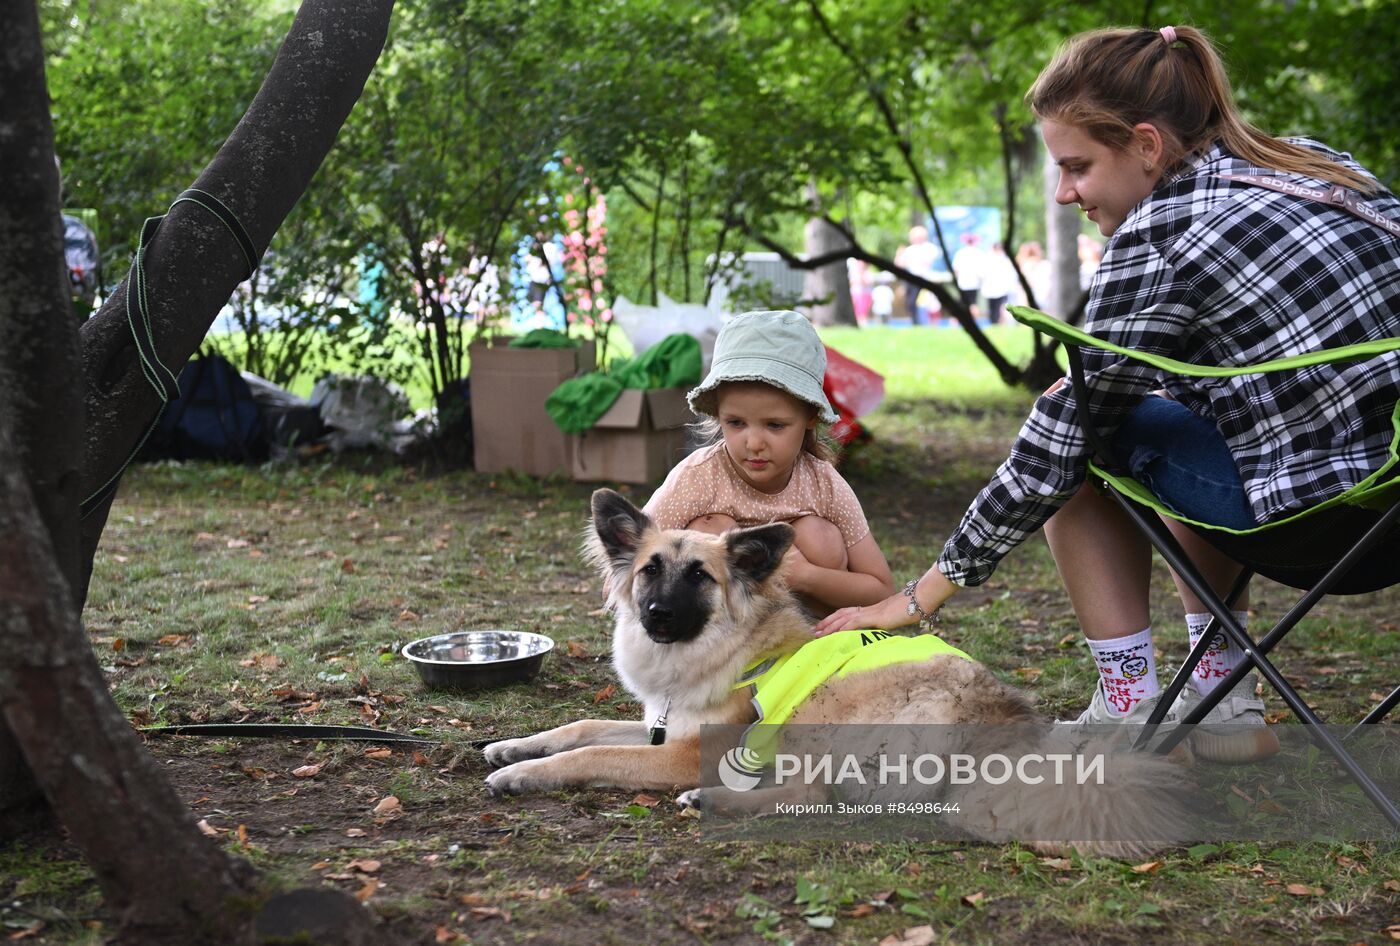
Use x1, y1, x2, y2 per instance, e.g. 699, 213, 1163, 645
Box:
846, 226, 1102, 327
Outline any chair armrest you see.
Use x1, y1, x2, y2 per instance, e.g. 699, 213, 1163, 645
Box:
1009, 305, 1400, 377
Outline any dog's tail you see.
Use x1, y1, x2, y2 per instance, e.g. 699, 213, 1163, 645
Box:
946, 725, 1197, 859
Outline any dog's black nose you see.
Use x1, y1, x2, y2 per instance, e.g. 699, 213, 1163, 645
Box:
647, 602, 673, 620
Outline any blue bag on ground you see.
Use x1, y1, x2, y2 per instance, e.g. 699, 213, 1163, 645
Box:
140, 354, 270, 462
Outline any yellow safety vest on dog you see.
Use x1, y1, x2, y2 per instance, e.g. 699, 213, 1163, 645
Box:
734, 629, 970, 764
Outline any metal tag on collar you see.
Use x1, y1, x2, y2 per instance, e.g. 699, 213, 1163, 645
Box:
649, 700, 671, 746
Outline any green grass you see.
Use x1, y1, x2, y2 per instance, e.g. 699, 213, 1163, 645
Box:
819, 323, 1050, 407
10, 335, 1399, 944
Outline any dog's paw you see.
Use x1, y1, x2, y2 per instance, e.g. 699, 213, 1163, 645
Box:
675, 788, 713, 811
483, 738, 545, 768
484, 759, 555, 797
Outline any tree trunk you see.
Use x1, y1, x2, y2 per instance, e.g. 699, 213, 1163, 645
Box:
0, 0, 83, 816
0, 1, 394, 941
801, 215, 856, 327
1045, 148, 1082, 320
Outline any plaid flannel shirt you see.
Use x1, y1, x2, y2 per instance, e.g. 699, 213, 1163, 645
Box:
939, 140, 1400, 587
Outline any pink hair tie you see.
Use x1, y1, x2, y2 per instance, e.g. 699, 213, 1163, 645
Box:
1159, 25, 1178, 45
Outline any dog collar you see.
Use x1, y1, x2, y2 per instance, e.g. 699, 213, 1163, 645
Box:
649, 698, 672, 745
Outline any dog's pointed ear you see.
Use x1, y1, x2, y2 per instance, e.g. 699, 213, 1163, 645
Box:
725, 522, 795, 586
590, 488, 653, 566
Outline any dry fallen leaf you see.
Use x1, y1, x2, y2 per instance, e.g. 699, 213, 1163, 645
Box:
593, 683, 616, 703
292, 764, 321, 779
157, 634, 190, 646
341, 558, 355, 574
236, 824, 249, 847
364, 748, 393, 760
196, 819, 222, 837
469, 906, 511, 923
843, 903, 877, 918
630, 793, 660, 808
373, 795, 401, 815
353, 879, 380, 903
960, 891, 985, 907
1131, 861, 1163, 874
879, 925, 936, 946
347, 858, 382, 874
346, 828, 368, 838
1284, 883, 1324, 897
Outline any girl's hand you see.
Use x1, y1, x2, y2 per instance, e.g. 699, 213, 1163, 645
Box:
811, 590, 914, 637
781, 545, 812, 592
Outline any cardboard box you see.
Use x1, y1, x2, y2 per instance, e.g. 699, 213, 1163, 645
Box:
469, 339, 596, 476
570, 387, 692, 485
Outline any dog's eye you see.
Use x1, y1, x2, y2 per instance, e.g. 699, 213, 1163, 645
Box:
640, 562, 659, 576
687, 565, 712, 584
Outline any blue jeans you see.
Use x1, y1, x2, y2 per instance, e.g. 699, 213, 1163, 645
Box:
1110, 397, 1257, 529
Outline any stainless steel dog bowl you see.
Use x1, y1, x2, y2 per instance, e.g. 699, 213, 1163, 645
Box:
401, 630, 554, 691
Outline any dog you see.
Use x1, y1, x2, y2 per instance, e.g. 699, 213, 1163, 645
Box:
483, 489, 1193, 857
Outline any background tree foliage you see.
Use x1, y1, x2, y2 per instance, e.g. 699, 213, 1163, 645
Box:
42, 0, 1400, 396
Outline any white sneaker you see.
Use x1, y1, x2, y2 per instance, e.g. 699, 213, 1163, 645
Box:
1058, 682, 1181, 729
1173, 674, 1279, 763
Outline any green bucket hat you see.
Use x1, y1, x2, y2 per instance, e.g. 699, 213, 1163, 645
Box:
687, 310, 838, 423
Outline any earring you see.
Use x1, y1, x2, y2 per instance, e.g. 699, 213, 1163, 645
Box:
1144, 162, 1155, 172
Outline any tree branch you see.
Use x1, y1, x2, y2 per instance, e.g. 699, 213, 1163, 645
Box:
749, 218, 1023, 385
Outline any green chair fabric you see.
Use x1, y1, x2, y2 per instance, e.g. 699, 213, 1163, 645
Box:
1009, 305, 1400, 530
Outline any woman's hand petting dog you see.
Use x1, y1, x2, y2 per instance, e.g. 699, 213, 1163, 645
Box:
813, 569, 959, 637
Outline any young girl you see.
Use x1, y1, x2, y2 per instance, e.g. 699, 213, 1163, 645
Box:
644, 309, 895, 615
815, 25, 1400, 762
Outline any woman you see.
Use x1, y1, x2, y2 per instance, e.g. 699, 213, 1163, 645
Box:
816, 25, 1400, 762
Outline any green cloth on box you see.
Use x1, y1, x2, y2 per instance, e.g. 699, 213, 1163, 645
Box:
611, 332, 703, 389
545, 372, 626, 435
546, 333, 703, 434
508, 328, 578, 349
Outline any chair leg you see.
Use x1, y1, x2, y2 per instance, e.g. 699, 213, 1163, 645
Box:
1109, 490, 1400, 828
1348, 684, 1400, 740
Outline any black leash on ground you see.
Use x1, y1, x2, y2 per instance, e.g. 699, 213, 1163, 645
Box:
141, 723, 439, 745
81, 188, 260, 520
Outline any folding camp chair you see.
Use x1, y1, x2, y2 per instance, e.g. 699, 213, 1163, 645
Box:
1010, 304, 1400, 828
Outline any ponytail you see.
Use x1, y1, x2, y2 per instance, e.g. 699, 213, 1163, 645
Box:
1028, 26, 1380, 195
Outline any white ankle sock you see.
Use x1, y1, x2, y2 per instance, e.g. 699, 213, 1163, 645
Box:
1186, 611, 1249, 696
1087, 627, 1159, 717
